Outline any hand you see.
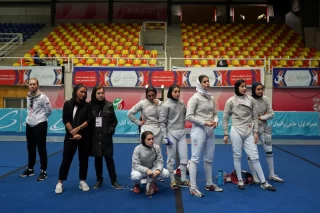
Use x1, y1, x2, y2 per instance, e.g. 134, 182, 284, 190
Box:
164, 138, 173, 146
258, 117, 261, 120
254, 132, 259, 144
146, 169, 154, 178
223, 135, 229, 144
212, 121, 218, 129
140, 120, 146, 126
205, 121, 215, 127
153, 99, 160, 105
73, 134, 82, 140
154, 170, 161, 177
69, 128, 79, 136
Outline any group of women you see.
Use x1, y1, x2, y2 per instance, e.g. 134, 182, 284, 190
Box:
127, 75, 284, 197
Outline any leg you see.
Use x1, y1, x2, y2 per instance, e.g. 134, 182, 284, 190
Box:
166, 133, 177, 183
230, 127, 244, 182
203, 132, 215, 186
26, 124, 36, 170
34, 121, 48, 171
95, 157, 103, 181
78, 140, 89, 181
105, 155, 117, 183
153, 131, 163, 147
58, 139, 77, 181
177, 134, 189, 183
131, 170, 144, 184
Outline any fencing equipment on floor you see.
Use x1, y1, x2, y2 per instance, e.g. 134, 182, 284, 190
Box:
128, 99, 163, 146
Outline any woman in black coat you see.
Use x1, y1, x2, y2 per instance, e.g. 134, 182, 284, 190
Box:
90, 86, 122, 190
55, 84, 92, 194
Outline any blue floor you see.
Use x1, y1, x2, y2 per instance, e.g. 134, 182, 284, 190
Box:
0, 142, 319, 213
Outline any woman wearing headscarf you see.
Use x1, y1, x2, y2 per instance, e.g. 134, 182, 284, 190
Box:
247, 82, 284, 183
90, 86, 122, 190
127, 86, 163, 147
159, 84, 189, 190
186, 75, 223, 198
55, 84, 92, 194
223, 79, 276, 191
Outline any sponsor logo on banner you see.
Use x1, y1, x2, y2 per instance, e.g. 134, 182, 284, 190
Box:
314, 98, 320, 112
0, 66, 63, 86
273, 68, 319, 87
113, 98, 125, 110
0, 110, 19, 130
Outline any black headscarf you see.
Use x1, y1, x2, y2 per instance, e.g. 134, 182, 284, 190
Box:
252, 82, 263, 99
90, 87, 106, 112
234, 79, 246, 96
70, 84, 87, 107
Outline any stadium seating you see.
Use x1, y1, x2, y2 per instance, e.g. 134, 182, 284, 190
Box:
180, 23, 320, 68
0, 23, 45, 42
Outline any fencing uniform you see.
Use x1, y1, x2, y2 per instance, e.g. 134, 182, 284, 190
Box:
128, 99, 163, 146
159, 98, 188, 184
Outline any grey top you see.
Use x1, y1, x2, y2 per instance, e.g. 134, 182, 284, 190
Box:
159, 98, 186, 139
223, 95, 258, 136
127, 99, 162, 126
254, 96, 274, 132
186, 92, 218, 126
132, 144, 164, 173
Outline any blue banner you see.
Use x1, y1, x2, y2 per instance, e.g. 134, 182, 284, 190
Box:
273, 68, 320, 88
0, 109, 319, 137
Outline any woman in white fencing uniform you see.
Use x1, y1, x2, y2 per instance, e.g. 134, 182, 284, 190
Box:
159, 84, 190, 190
127, 86, 163, 147
186, 75, 223, 198
247, 82, 284, 183
131, 131, 169, 196
223, 79, 276, 191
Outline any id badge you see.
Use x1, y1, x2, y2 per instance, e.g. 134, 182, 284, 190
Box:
95, 117, 102, 127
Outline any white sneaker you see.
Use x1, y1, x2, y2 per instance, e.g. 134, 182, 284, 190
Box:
269, 175, 284, 183
55, 183, 63, 194
253, 175, 260, 184
79, 181, 90, 192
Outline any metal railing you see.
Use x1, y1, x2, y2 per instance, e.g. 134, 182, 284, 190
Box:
267, 58, 320, 73
0, 33, 23, 59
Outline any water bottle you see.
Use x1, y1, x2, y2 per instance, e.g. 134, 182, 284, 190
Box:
217, 169, 224, 186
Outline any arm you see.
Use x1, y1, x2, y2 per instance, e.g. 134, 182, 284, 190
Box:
159, 104, 169, 139
186, 96, 206, 126
252, 99, 259, 133
127, 101, 143, 125
213, 99, 218, 123
223, 99, 232, 136
154, 145, 164, 172
42, 95, 52, 118
260, 97, 274, 121
62, 101, 73, 132
108, 104, 118, 134
132, 146, 149, 173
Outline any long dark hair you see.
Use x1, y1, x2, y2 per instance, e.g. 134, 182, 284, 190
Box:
167, 84, 180, 100
71, 84, 87, 106
234, 79, 246, 96
145, 86, 157, 98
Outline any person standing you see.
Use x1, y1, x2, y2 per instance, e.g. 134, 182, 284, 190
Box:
55, 84, 92, 194
20, 78, 52, 181
223, 79, 276, 191
186, 75, 223, 198
247, 82, 284, 183
90, 86, 122, 190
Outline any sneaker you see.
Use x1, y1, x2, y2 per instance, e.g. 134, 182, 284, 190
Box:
111, 181, 123, 190
79, 181, 90, 192
252, 175, 260, 184
261, 182, 276, 191
55, 183, 63, 194
179, 179, 190, 187
93, 180, 103, 189
19, 168, 34, 177
153, 183, 159, 192
170, 180, 179, 190
133, 184, 140, 194
189, 187, 204, 198
37, 170, 47, 181
145, 182, 154, 196
238, 180, 245, 190
205, 184, 223, 192
269, 175, 284, 183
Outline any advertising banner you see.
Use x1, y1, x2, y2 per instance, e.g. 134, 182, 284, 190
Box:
56, 3, 108, 19
0, 66, 63, 86
273, 68, 320, 88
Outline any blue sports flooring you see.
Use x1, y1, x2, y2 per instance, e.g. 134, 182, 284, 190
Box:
0, 142, 319, 213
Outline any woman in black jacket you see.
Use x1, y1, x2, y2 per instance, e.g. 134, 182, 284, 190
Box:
90, 86, 122, 190
55, 84, 92, 194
